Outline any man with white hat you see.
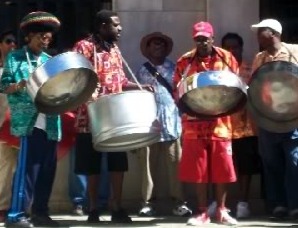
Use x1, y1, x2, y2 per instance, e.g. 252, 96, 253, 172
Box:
250, 18, 298, 220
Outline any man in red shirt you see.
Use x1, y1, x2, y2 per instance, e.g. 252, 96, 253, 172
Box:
72, 10, 140, 224
173, 21, 238, 225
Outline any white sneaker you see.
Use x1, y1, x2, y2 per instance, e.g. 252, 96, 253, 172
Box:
207, 201, 217, 218
216, 207, 238, 225
187, 212, 211, 226
173, 203, 192, 216
236, 201, 250, 219
138, 203, 156, 216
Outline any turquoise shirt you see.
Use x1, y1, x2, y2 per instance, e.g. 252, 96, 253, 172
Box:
0, 47, 61, 141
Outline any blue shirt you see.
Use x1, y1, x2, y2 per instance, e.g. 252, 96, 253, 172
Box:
0, 47, 61, 141
136, 59, 181, 142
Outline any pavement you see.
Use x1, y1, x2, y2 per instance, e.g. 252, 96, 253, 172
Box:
1, 215, 298, 228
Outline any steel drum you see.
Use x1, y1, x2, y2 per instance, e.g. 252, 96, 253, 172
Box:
177, 71, 247, 117
26, 51, 98, 114
248, 61, 298, 133
87, 90, 161, 152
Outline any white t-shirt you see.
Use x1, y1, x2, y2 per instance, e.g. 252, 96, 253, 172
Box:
34, 113, 46, 130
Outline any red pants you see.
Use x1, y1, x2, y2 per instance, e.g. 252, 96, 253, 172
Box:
179, 138, 236, 183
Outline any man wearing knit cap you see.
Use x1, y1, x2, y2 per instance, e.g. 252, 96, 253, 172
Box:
173, 21, 238, 226
0, 11, 61, 227
250, 18, 298, 220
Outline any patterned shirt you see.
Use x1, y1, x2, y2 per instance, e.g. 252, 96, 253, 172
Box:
73, 36, 128, 133
252, 42, 298, 71
0, 47, 61, 140
231, 61, 257, 139
251, 42, 298, 137
173, 46, 239, 140
136, 59, 181, 142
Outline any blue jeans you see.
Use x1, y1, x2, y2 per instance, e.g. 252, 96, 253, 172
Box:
259, 128, 298, 211
68, 148, 110, 208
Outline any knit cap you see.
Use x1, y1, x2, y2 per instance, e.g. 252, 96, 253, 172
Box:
20, 11, 61, 34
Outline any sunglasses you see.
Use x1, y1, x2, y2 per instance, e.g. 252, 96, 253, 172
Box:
4, 38, 16, 44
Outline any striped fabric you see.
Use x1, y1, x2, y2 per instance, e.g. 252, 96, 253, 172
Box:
20, 11, 60, 33
7, 137, 27, 221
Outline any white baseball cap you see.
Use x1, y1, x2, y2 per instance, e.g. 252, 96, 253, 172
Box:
251, 19, 282, 34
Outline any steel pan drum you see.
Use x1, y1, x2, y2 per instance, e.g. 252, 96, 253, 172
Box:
87, 90, 161, 152
248, 61, 298, 133
177, 71, 247, 117
27, 52, 98, 114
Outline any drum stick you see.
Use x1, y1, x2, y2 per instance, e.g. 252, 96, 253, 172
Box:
121, 56, 143, 90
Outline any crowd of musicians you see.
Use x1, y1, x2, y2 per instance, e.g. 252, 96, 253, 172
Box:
0, 8, 297, 227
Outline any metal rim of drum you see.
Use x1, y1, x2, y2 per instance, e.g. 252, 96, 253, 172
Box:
87, 90, 161, 152
247, 97, 298, 133
247, 60, 298, 132
93, 127, 161, 152
178, 89, 247, 118
35, 68, 98, 114
177, 71, 248, 118
27, 51, 98, 114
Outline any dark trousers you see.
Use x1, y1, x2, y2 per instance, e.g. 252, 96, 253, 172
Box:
259, 128, 298, 211
8, 128, 57, 221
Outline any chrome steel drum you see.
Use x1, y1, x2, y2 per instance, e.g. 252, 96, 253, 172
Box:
88, 90, 161, 152
248, 61, 298, 133
177, 71, 247, 117
27, 52, 98, 114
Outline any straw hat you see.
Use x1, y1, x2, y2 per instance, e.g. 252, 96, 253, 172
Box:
140, 32, 173, 59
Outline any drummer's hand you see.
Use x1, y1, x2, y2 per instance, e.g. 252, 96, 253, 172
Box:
4, 80, 26, 94
17, 80, 27, 90
87, 89, 99, 103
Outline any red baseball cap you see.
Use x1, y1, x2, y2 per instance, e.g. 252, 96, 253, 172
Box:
192, 21, 214, 38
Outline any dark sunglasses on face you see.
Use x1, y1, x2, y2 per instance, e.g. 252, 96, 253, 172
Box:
4, 38, 16, 44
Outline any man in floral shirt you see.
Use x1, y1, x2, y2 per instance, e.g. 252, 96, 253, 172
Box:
72, 9, 138, 224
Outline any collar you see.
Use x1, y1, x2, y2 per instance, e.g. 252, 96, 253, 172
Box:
187, 47, 217, 59
264, 42, 289, 57
24, 46, 44, 61
92, 34, 115, 52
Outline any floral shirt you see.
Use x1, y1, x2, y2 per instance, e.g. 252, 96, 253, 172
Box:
0, 47, 61, 140
136, 59, 181, 142
173, 47, 239, 140
73, 36, 128, 133
231, 62, 257, 139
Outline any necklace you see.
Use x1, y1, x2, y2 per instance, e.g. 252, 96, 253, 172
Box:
25, 46, 41, 74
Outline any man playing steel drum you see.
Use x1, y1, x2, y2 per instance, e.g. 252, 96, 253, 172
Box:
173, 21, 239, 226
0, 12, 61, 227
250, 19, 298, 220
72, 9, 144, 224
